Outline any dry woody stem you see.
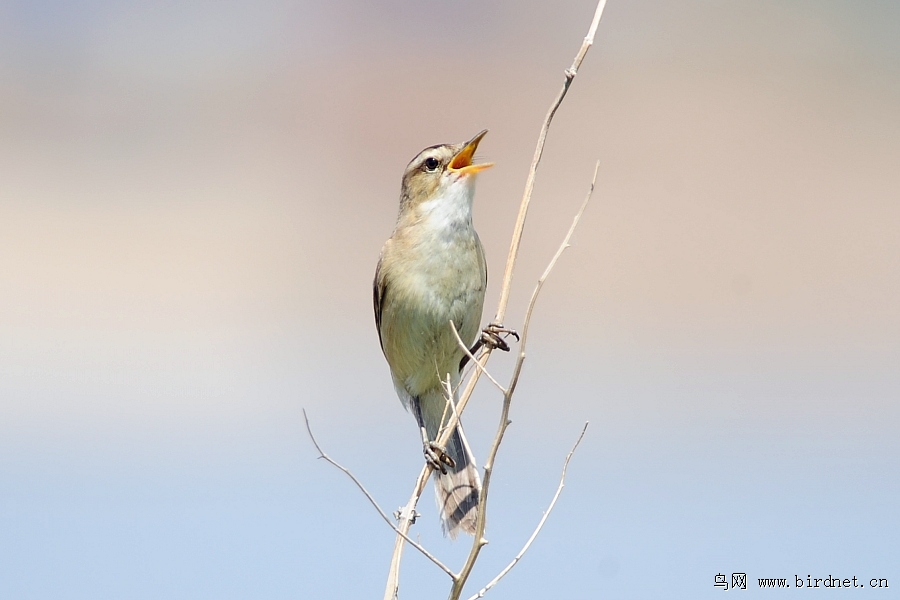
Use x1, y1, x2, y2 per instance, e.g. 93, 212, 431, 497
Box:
449, 161, 600, 600
466, 422, 590, 600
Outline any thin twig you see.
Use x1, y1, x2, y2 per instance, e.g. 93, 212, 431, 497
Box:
519, 161, 599, 358
466, 423, 590, 600
302, 410, 455, 579
494, 0, 607, 324
450, 321, 507, 394
384, 469, 433, 600
438, 374, 454, 441
450, 162, 600, 600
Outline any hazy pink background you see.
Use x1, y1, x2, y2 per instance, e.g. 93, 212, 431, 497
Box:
1, 1, 897, 598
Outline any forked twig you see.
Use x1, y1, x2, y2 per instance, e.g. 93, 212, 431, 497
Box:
467, 423, 590, 600
449, 162, 600, 600
302, 409, 455, 579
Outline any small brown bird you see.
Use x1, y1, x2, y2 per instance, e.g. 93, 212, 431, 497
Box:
373, 130, 506, 537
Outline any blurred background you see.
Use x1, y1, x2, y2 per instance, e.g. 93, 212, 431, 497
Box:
1, 0, 898, 598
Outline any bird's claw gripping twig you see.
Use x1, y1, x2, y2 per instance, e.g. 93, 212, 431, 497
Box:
424, 441, 455, 474
459, 322, 520, 371
480, 322, 519, 353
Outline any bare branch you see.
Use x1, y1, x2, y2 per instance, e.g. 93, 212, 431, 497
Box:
466, 423, 590, 600
450, 160, 600, 600
520, 160, 600, 356
494, 0, 608, 324
301, 410, 455, 580
384, 469, 433, 600
450, 321, 507, 395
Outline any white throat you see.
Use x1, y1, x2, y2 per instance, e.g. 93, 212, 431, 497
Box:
418, 176, 476, 232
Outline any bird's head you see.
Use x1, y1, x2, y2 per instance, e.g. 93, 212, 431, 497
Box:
399, 130, 493, 210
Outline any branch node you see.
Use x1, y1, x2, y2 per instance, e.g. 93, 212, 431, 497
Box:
393, 508, 421, 524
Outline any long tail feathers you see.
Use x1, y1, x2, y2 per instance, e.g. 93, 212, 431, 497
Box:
434, 426, 481, 538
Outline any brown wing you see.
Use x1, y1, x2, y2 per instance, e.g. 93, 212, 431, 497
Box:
373, 254, 387, 355
474, 231, 488, 291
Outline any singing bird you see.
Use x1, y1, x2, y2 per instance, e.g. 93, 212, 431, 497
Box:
373, 130, 512, 538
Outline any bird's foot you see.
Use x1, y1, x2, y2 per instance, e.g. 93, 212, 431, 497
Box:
480, 322, 520, 353
423, 441, 455, 474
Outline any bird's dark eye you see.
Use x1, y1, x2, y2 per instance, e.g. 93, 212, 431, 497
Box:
423, 157, 440, 172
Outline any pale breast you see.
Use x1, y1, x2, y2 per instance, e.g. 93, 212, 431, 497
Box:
379, 226, 486, 396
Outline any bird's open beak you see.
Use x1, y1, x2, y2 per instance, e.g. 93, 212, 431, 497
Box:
448, 130, 493, 175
